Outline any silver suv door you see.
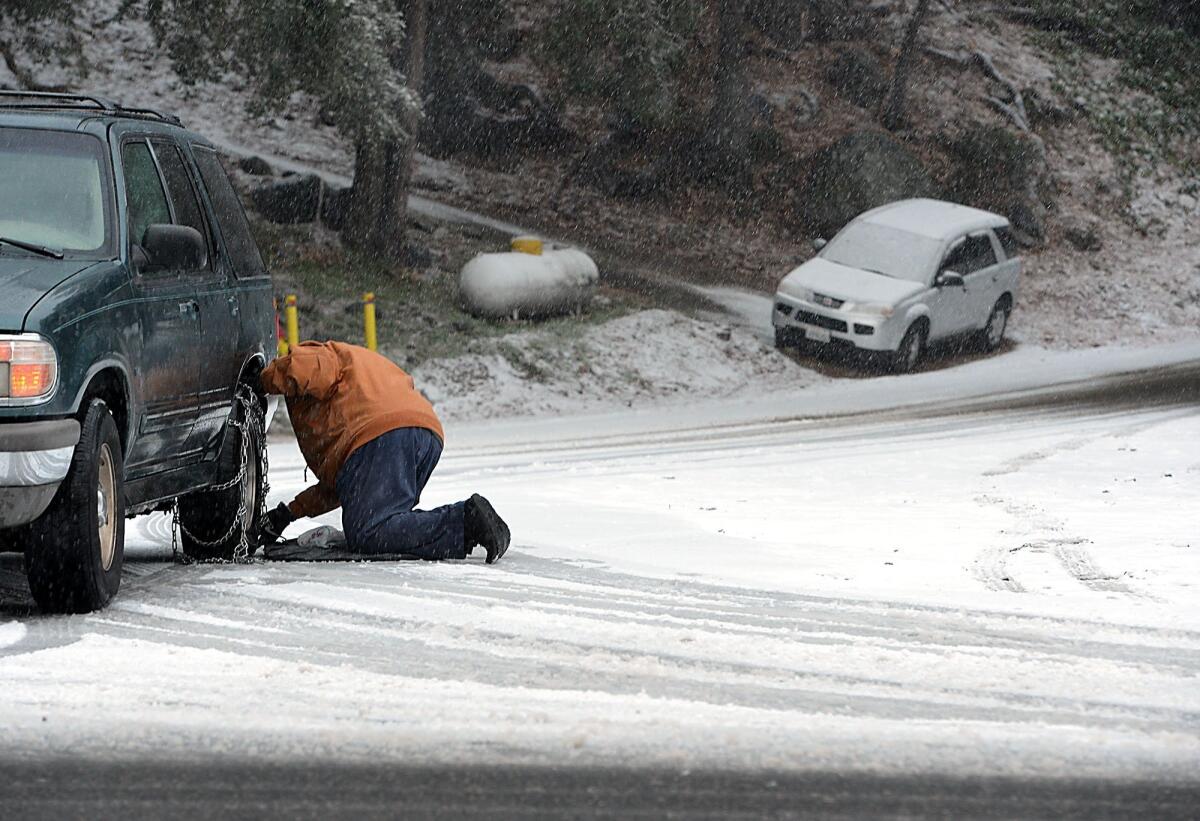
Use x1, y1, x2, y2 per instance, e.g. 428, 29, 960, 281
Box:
928, 236, 974, 339
933, 233, 998, 336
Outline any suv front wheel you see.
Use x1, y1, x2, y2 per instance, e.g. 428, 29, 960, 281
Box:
892, 322, 927, 374
25, 400, 125, 613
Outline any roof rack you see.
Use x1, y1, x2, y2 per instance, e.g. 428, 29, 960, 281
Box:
0, 89, 183, 126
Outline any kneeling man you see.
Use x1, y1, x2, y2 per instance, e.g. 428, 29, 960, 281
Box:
259, 341, 510, 562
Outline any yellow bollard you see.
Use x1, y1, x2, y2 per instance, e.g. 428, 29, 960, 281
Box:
285, 294, 300, 351
275, 298, 288, 356
363, 292, 377, 352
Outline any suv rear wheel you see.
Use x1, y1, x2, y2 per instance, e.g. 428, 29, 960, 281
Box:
177, 385, 266, 562
980, 300, 1009, 352
25, 400, 124, 613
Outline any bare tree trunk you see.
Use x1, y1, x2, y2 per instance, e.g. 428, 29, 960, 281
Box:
880, 0, 931, 131
343, 0, 429, 261
386, 0, 427, 258
708, 0, 753, 190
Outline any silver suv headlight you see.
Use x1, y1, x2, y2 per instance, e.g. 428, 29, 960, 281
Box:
0, 333, 58, 401
854, 303, 895, 318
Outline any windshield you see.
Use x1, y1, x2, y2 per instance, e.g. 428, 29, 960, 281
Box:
0, 127, 112, 256
821, 221, 943, 283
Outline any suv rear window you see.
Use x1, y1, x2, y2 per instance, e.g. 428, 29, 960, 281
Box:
192, 147, 267, 278
942, 234, 997, 275
0, 128, 113, 255
994, 226, 1020, 259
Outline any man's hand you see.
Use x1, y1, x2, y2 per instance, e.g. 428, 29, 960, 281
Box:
260, 502, 296, 546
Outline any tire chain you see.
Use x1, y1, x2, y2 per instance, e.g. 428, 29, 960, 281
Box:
171, 385, 269, 564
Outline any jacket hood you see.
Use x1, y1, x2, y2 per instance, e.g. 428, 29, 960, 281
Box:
778, 257, 925, 306
0, 255, 97, 332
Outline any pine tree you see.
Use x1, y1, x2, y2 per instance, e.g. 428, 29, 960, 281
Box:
133, 0, 424, 260
0, 0, 84, 91
544, 0, 697, 130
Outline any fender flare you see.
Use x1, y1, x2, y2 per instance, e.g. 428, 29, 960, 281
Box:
70, 357, 137, 456
900, 305, 932, 334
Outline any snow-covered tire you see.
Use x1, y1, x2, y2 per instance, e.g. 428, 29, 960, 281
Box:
892, 322, 926, 374
178, 386, 266, 562
980, 300, 1009, 353
25, 400, 124, 613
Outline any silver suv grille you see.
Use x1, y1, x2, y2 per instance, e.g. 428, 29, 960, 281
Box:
812, 292, 844, 309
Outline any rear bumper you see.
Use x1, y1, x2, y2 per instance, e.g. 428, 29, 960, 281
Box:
0, 419, 80, 528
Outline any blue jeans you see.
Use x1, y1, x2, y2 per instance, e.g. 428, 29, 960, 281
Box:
335, 427, 466, 560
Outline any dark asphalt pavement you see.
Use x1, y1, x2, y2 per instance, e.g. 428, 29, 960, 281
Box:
1, 759, 1197, 820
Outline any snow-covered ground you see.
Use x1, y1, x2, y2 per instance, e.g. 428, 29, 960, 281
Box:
1, 349, 1197, 780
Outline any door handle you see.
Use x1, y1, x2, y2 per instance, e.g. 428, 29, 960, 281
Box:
227, 295, 239, 316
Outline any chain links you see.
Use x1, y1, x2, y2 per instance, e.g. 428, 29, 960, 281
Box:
172, 385, 269, 564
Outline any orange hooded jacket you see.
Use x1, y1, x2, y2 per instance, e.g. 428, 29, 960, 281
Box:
260, 341, 445, 518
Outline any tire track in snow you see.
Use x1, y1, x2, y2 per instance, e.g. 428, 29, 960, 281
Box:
972, 410, 1181, 601
971, 546, 1026, 592
981, 436, 1096, 477
5, 547, 1200, 748
1051, 540, 1149, 598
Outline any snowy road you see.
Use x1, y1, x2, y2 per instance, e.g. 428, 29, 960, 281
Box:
1, 355, 1198, 815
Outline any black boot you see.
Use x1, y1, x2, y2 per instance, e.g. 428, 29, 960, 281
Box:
464, 494, 510, 564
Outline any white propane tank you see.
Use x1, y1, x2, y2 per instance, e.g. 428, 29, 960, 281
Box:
459, 239, 599, 319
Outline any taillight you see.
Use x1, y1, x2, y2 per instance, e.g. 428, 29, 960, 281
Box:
0, 335, 58, 400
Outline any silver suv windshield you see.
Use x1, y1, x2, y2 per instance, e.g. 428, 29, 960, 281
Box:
822, 222, 942, 284
0, 127, 113, 257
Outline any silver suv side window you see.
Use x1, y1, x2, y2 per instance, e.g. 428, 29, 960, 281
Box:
121, 141, 170, 248
993, 226, 1020, 259
941, 234, 997, 275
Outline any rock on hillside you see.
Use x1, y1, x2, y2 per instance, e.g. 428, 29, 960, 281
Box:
800, 131, 936, 236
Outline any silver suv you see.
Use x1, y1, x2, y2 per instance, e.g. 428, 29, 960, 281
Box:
773, 199, 1021, 372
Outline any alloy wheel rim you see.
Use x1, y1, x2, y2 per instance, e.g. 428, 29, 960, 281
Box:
97, 443, 116, 572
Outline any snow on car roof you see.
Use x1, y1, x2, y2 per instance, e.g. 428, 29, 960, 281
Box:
858, 198, 1008, 241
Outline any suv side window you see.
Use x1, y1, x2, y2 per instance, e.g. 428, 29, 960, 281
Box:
192, 146, 267, 278
994, 226, 1020, 259
941, 234, 997, 276
151, 140, 211, 269
121, 141, 170, 248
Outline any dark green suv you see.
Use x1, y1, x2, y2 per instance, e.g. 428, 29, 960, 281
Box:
0, 92, 275, 613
